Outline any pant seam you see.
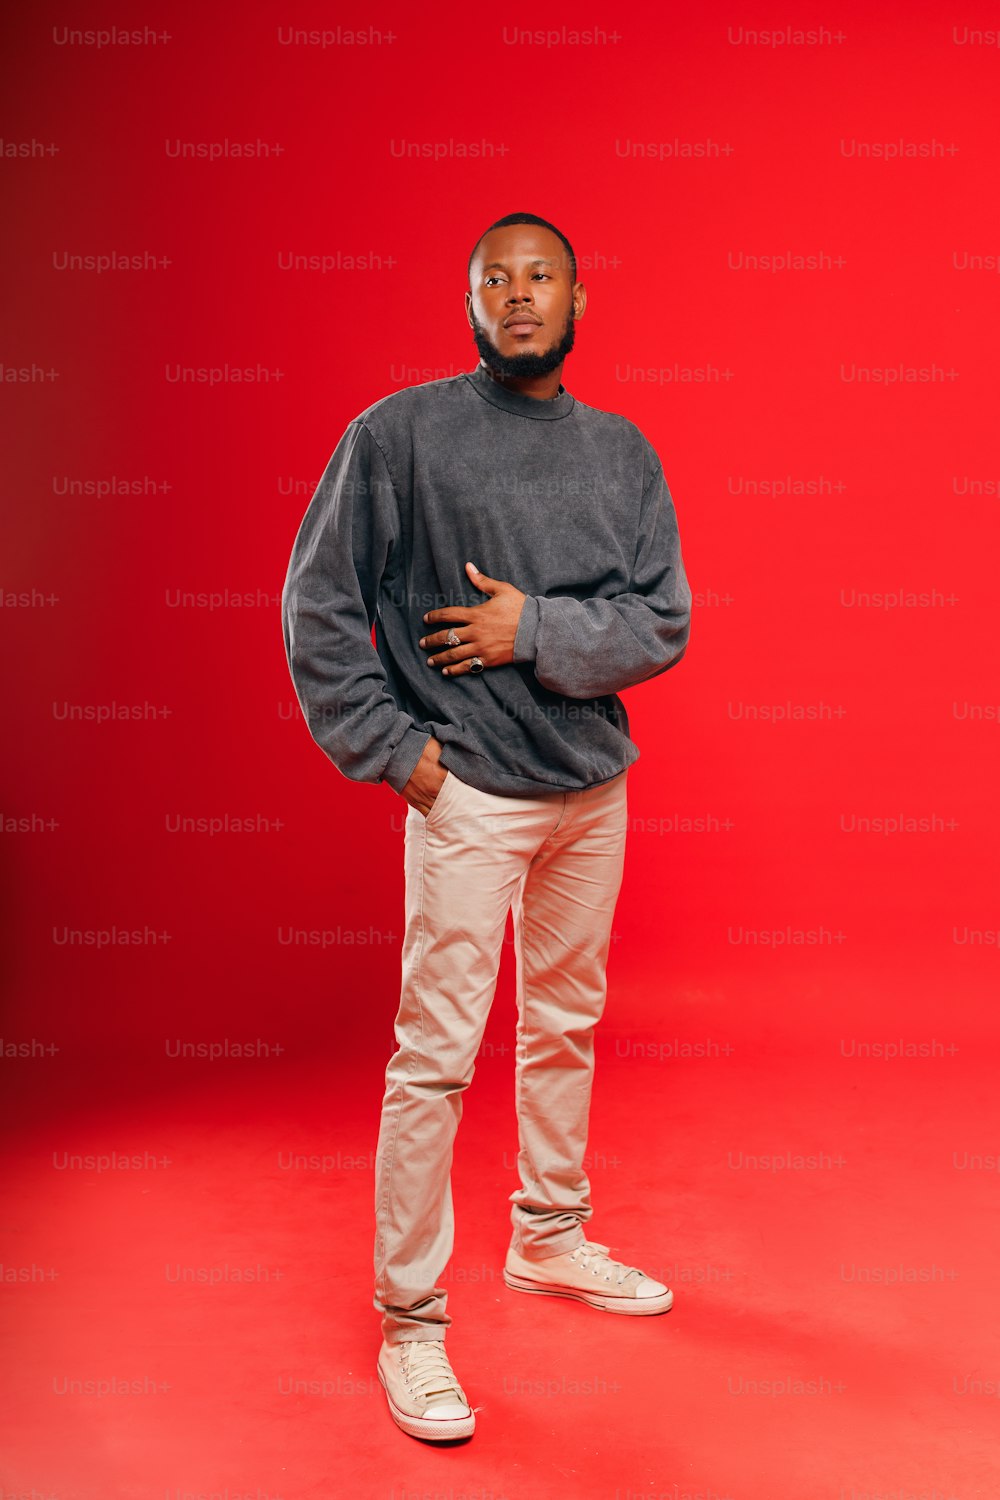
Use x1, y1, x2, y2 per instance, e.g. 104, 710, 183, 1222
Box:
375, 816, 429, 1316
514, 890, 548, 1227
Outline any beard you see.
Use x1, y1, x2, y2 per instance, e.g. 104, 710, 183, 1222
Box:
470, 305, 576, 380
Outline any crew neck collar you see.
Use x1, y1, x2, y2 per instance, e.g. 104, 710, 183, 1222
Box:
462, 362, 575, 421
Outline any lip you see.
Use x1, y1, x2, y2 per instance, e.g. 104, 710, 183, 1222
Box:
504, 318, 542, 334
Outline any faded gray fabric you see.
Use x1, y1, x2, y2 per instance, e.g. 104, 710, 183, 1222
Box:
280, 362, 692, 798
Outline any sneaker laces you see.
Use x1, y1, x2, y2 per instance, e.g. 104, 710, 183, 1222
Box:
400, 1340, 467, 1409
569, 1240, 647, 1291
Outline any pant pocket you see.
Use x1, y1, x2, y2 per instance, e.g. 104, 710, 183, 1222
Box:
423, 767, 458, 826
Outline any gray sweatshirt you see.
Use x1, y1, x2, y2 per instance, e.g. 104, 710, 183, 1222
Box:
280, 361, 692, 798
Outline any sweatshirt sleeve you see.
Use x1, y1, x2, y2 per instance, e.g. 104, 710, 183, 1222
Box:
511, 453, 692, 699
280, 418, 430, 792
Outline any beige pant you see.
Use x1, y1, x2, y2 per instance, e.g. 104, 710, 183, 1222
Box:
373, 764, 630, 1345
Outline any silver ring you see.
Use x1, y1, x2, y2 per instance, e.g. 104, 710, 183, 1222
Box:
469, 656, 484, 674
445, 629, 461, 647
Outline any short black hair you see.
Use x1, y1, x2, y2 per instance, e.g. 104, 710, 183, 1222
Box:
468, 212, 577, 285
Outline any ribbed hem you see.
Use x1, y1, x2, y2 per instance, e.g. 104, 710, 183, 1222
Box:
382, 726, 431, 793
512, 594, 540, 661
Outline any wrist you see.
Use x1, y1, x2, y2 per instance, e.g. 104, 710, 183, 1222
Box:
512, 595, 539, 662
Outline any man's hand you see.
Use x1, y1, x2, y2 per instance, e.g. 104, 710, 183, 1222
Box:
400, 736, 449, 819
418, 561, 527, 676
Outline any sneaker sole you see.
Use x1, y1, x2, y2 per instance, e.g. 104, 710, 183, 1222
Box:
502, 1268, 674, 1315
376, 1363, 475, 1441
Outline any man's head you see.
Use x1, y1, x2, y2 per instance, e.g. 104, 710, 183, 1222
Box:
465, 213, 586, 382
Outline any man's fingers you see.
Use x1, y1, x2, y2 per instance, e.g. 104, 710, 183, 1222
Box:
419, 626, 465, 653
440, 651, 488, 676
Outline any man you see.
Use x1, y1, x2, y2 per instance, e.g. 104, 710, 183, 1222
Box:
280, 212, 692, 1443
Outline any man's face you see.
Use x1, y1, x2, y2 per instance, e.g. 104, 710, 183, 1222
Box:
465, 225, 586, 380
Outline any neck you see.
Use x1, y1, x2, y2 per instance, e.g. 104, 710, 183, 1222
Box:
479, 359, 563, 402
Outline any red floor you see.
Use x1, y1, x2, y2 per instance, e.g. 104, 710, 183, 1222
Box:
3, 952, 998, 1500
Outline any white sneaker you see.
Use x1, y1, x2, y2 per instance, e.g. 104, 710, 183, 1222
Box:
377, 1338, 475, 1440
504, 1239, 674, 1315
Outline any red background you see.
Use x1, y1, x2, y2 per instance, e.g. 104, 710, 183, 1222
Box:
3, 2, 999, 1497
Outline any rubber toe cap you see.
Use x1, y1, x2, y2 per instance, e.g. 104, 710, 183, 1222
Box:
425, 1401, 472, 1420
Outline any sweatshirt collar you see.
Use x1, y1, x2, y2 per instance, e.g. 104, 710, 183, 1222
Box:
463, 361, 575, 421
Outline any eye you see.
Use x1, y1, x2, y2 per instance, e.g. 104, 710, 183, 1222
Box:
484, 275, 505, 287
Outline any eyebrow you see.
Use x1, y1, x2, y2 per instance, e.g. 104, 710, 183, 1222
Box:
479, 257, 558, 272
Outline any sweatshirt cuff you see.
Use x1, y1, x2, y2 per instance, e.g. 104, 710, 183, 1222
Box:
512, 594, 540, 662
381, 725, 431, 793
